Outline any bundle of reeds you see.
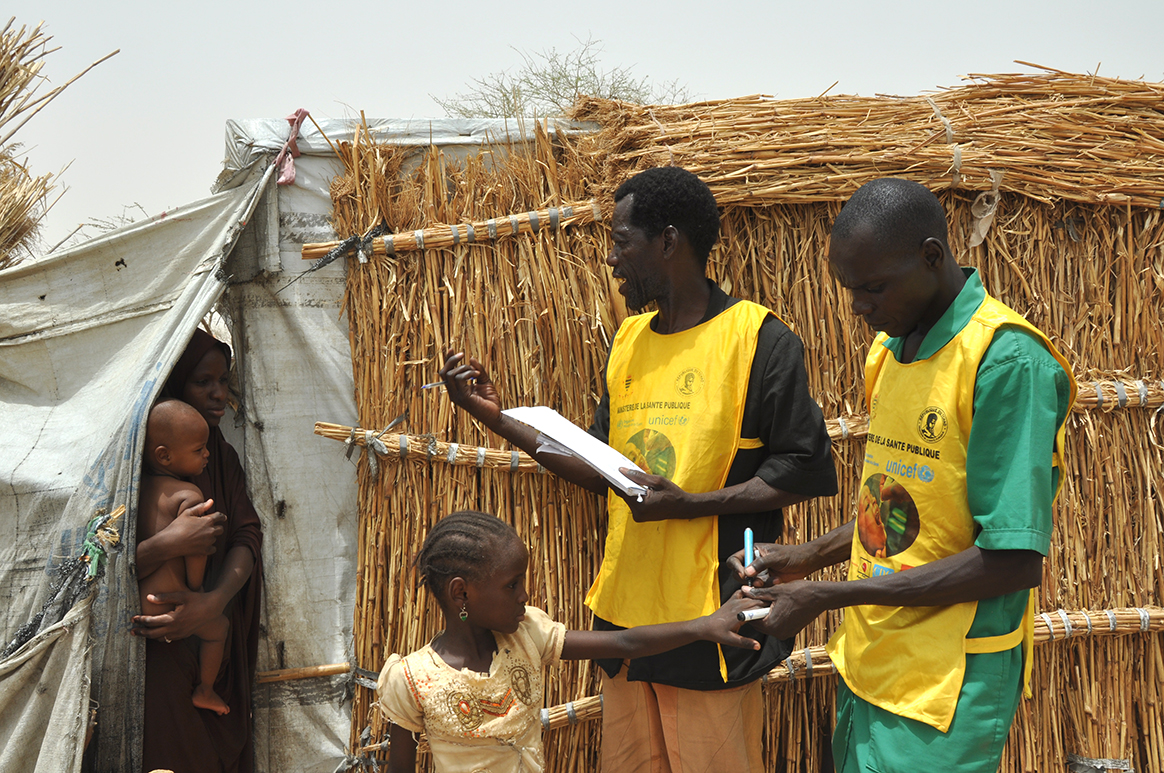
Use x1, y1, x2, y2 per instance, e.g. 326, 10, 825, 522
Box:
0, 18, 116, 267
569, 65, 1164, 209
324, 69, 1164, 772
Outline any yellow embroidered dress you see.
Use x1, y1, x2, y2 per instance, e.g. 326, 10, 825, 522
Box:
376, 607, 566, 773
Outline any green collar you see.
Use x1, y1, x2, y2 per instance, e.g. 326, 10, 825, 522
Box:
881, 268, 983, 362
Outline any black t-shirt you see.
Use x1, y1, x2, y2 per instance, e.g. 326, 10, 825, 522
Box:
587, 281, 839, 689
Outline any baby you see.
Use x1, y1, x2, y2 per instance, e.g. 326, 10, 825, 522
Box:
137, 399, 230, 715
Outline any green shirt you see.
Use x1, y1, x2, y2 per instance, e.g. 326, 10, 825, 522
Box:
879, 268, 1072, 636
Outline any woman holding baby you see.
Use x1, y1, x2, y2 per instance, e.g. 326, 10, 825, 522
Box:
133, 329, 264, 773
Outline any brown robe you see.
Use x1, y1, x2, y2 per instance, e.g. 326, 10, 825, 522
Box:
142, 330, 264, 773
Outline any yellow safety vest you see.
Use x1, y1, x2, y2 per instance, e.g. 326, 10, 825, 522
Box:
585, 300, 773, 637
827, 293, 1075, 732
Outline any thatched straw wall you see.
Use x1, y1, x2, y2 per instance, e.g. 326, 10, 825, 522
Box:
318, 69, 1164, 771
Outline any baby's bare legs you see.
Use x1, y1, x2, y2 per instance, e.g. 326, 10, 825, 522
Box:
192, 615, 230, 715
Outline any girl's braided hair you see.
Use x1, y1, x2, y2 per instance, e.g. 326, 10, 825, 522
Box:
415, 510, 519, 601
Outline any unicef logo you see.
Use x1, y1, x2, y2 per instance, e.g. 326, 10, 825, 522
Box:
917, 465, 934, 482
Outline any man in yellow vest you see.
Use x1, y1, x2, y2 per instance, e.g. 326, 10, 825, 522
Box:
440, 166, 838, 772
732, 178, 1076, 772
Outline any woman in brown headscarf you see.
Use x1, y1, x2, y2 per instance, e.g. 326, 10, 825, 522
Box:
133, 328, 264, 773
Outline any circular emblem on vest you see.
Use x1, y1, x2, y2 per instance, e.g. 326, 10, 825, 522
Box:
675, 367, 705, 396
916, 406, 948, 443
624, 428, 677, 479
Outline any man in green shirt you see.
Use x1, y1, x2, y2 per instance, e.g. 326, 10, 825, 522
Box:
730, 178, 1074, 771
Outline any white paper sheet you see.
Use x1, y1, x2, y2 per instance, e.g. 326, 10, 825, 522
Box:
503, 406, 648, 497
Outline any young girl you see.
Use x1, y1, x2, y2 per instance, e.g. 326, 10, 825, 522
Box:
376, 510, 764, 772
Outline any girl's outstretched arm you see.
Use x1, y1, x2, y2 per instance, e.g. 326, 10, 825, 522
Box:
559, 593, 765, 661
387, 723, 417, 773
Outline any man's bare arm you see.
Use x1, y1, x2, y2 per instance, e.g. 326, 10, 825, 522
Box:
744, 546, 1043, 639
439, 351, 607, 494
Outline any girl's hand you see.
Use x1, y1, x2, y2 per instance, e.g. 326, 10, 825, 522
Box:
697, 592, 767, 650
131, 589, 224, 641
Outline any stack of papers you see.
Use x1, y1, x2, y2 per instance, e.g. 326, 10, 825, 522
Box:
502, 405, 648, 498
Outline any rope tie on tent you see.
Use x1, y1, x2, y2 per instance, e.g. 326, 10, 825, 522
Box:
925, 97, 962, 185
1114, 381, 1129, 408
363, 431, 388, 477
1057, 609, 1075, 638
345, 428, 359, 460
1040, 612, 1056, 639
968, 170, 1004, 248
1066, 752, 1133, 772
925, 98, 955, 144
274, 108, 309, 186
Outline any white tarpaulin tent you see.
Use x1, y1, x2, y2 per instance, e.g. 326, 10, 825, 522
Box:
0, 115, 589, 773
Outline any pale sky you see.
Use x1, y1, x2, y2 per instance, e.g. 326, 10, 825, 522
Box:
11, 0, 1164, 252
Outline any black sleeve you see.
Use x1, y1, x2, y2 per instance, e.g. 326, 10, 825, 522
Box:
586, 347, 612, 445
735, 317, 838, 497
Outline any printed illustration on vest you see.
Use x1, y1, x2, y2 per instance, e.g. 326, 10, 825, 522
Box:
857, 474, 921, 558
855, 556, 912, 579
916, 406, 948, 443
675, 367, 705, 396
623, 428, 677, 479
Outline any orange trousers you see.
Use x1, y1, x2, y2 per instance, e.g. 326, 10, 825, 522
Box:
600, 667, 764, 773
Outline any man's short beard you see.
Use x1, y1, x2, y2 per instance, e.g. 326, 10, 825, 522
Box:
624, 278, 661, 311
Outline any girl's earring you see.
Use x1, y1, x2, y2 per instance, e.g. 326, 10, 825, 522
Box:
459, 602, 468, 622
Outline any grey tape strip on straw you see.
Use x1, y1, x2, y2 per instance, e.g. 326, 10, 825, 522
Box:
1040, 611, 1055, 639
1114, 381, 1128, 408
1066, 752, 1133, 772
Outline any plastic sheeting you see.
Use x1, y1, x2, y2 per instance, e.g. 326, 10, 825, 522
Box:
224, 130, 360, 773
0, 163, 271, 772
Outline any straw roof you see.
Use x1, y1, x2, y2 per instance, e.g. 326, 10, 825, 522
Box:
0, 19, 55, 269
570, 64, 1164, 209
0, 18, 117, 268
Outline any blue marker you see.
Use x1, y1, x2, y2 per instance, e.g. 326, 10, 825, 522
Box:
744, 527, 754, 567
